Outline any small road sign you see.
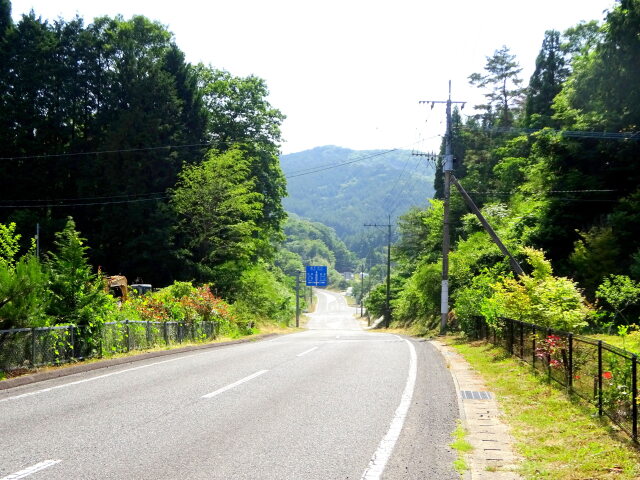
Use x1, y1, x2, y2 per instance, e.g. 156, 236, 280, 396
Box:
305, 266, 328, 287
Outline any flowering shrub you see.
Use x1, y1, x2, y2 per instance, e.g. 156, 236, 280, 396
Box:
535, 334, 568, 371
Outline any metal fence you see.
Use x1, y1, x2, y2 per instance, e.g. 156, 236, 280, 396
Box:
0, 320, 218, 372
471, 316, 638, 443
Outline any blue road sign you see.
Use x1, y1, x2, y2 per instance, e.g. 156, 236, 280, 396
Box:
305, 266, 328, 287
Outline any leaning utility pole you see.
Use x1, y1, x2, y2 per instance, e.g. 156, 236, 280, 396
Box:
420, 81, 466, 334
364, 215, 392, 328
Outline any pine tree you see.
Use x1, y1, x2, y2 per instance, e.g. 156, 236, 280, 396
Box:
468, 46, 525, 127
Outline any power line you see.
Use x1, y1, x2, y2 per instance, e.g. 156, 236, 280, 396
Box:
467, 188, 618, 195
0, 191, 167, 203
458, 124, 640, 141
0, 195, 168, 209
0, 142, 215, 161
285, 140, 425, 179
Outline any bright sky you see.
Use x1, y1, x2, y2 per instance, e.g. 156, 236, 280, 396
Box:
11, 0, 615, 154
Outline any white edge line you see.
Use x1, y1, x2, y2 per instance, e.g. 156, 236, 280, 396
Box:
1, 460, 61, 480
201, 370, 269, 399
0, 352, 209, 403
361, 339, 417, 480
296, 346, 319, 357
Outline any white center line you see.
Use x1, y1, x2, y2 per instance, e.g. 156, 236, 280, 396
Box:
296, 346, 318, 357
201, 370, 269, 399
361, 339, 417, 480
1, 460, 61, 480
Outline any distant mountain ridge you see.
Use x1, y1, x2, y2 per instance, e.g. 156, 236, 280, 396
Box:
280, 146, 435, 256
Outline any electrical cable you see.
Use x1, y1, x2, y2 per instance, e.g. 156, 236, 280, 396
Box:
0, 142, 216, 161
458, 123, 640, 141
0, 195, 168, 209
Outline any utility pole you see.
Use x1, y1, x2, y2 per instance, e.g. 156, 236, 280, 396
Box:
364, 215, 392, 328
420, 81, 465, 334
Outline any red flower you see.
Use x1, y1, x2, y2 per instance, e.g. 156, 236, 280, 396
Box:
602, 371, 613, 380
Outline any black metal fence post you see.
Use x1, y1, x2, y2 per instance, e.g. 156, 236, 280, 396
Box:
598, 340, 603, 416
69, 325, 75, 360
632, 354, 637, 443
568, 333, 573, 391
508, 319, 514, 355
532, 325, 536, 368
125, 320, 131, 352
31, 327, 37, 366
547, 328, 552, 380
519, 322, 524, 359
146, 321, 151, 347
164, 322, 169, 345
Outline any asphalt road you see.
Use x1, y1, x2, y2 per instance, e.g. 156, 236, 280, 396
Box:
0, 289, 458, 479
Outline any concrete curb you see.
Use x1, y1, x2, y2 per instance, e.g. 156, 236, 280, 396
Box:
430, 339, 521, 480
0, 333, 281, 391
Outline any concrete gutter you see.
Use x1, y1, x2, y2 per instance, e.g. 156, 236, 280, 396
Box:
0, 333, 280, 391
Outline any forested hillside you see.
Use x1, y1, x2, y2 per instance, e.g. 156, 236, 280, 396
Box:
275, 215, 356, 286
369, 0, 640, 333
280, 146, 434, 257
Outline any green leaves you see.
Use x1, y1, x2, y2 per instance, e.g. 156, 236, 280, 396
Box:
47, 217, 109, 326
171, 148, 263, 279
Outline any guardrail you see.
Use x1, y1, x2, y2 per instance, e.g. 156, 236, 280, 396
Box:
0, 320, 218, 372
471, 316, 638, 443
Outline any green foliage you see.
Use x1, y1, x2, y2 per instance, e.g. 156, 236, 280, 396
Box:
0, 221, 20, 267
171, 147, 263, 280
596, 275, 640, 325
231, 262, 294, 326
480, 248, 589, 332
0, 254, 49, 329
569, 226, 620, 297
0, 8, 286, 287
524, 30, 569, 128
47, 218, 109, 326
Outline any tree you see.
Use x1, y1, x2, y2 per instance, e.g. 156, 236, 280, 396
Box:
171, 148, 263, 282
0, 221, 48, 329
524, 30, 569, 128
197, 66, 287, 244
47, 218, 108, 325
469, 46, 525, 127
596, 275, 640, 325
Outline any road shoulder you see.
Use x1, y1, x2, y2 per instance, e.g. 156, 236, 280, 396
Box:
0, 333, 281, 391
430, 339, 521, 479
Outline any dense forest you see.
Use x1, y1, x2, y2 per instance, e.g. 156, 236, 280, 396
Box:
0, 0, 306, 330
0, 0, 285, 287
365, 0, 640, 333
280, 146, 434, 258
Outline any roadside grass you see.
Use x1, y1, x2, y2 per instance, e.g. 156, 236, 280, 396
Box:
451, 421, 473, 476
589, 333, 640, 355
445, 335, 640, 480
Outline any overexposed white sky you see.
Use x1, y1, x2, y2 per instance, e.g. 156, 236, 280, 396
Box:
11, 0, 615, 154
